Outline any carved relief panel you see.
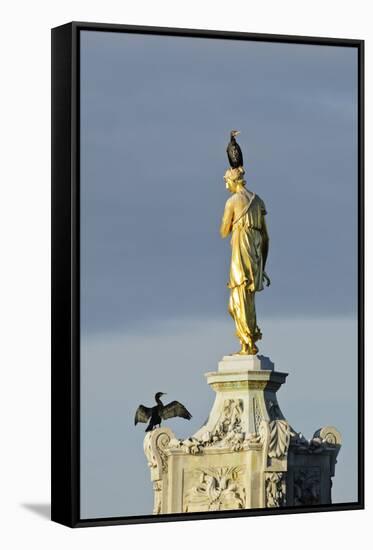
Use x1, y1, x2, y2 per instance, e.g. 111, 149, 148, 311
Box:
183, 466, 246, 513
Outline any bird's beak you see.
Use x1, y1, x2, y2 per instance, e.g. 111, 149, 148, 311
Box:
235, 130, 240, 136
162, 392, 167, 396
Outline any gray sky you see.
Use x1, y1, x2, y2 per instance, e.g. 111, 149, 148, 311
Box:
80, 31, 358, 518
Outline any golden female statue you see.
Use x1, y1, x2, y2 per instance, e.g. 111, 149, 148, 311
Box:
220, 166, 270, 355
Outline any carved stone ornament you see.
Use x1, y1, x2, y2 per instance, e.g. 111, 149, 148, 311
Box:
265, 472, 286, 507
268, 419, 291, 458
293, 468, 321, 506
184, 466, 245, 512
169, 399, 247, 454
253, 396, 263, 434
290, 425, 342, 454
267, 399, 283, 421
153, 480, 162, 515
143, 428, 172, 479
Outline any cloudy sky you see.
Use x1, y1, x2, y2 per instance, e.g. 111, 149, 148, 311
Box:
80, 30, 358, 518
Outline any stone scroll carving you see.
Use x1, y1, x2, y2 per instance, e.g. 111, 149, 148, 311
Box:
314, 426, 342, 447
143, 428, 174, 515
144, 429, 172, 476
290, 425, 342, 454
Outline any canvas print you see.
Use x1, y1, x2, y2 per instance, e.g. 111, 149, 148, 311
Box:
78, 29, 360, 520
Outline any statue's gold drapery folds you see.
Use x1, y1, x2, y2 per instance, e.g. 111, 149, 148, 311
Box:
220, 168, 269, 355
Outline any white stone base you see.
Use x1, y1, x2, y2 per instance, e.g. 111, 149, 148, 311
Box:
218, 354, 274, 372
144, 355, 341, 514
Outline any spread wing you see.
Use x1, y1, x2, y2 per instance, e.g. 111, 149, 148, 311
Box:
161, 401, 192, 421
134, 404, 152, 425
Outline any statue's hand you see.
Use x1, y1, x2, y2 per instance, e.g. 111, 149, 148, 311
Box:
263, 271, 271, 287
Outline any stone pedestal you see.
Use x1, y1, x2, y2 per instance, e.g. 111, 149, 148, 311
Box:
144, 355, 341, 514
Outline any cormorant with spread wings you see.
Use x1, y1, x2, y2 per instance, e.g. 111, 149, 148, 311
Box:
134, 392, 192, 432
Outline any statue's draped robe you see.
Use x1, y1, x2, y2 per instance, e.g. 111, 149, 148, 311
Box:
221, 188, 267, 346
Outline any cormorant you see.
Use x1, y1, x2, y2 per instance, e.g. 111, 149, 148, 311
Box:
227, 129, 243, 168
134, 392, 192, 432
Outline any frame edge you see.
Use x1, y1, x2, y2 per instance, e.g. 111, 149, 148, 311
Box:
51, 22, 79, 528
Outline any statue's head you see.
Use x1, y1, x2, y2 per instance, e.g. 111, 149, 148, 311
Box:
224, 167, 246, 193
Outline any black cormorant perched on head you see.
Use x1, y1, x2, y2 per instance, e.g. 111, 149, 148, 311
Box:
134, 392, 192, 432
227, 129, 243, 168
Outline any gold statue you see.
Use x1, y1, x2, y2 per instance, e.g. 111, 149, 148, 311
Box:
220, 165, 270, 355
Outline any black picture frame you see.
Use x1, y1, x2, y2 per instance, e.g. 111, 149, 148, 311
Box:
51, 21, 364, 528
